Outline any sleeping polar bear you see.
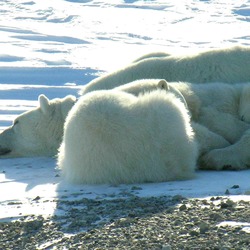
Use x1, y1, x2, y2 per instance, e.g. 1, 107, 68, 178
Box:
58, 85, 198, 184
0, 95, 76, 158
167, 81, 250, 170
81, 46, 250, 95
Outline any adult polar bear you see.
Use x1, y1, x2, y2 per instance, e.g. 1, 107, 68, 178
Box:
58, 86, 198, 184
81, 46, 250, 95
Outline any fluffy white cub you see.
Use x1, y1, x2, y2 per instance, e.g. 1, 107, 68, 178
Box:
58, 89, 198, 184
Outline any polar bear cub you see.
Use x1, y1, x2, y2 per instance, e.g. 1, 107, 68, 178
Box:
0, 95, 76, 158
58, 84, 198, 184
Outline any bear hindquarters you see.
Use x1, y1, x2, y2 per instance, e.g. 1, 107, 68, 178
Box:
58, 90, 198, 184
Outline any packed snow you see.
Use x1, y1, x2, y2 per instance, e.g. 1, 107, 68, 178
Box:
0, 0, 250, 223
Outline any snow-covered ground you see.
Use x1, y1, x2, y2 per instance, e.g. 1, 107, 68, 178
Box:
0, 0, 250, 222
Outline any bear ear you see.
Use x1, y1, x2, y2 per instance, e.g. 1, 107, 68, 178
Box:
39, 94, 50, 114
158, 79, 169, 90
60, 95, 77, 118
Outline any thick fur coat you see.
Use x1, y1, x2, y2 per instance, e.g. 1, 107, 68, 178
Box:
58, 87, 198, 184
81, 46, 250, 95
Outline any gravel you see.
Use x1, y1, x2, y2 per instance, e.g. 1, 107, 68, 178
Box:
1, 195, 249, 249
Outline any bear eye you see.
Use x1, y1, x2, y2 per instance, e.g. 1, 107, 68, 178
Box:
241, 115, 245, 121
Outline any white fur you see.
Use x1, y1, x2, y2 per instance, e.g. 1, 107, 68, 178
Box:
2, 77, 250, 172
0, 95, 76, 158
115, 79, 188, 109
132, 52, 171, 63
81, 46, 250, 95
115, 79, 250, 169
0, 79, 182, 159
114, 78, 169, 96
168, 82, 250, 170
58, 89, 198, 184
113, 80, 250, 170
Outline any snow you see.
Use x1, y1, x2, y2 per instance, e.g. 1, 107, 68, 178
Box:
0, 0, 250, 222
217, 221, 250, 234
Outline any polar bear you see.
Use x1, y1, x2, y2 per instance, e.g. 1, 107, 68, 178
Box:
0, 95, 76, 158
58, 87, 198, 184
167, 81, 250, 170
81, 46, 250, 95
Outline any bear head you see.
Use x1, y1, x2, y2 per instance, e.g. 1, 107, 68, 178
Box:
115, 79, 188, 109
0, 94, 76, 158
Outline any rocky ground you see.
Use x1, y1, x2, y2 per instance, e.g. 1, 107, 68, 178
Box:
1, 195, 250, 250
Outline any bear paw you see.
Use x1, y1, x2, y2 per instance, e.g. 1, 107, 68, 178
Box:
199, 148, 247, 171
